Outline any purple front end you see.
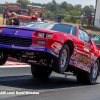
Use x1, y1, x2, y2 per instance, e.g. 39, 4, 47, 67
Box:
0, 26, 59, 57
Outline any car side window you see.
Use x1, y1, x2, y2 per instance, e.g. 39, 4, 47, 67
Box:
78, 29, 91, 44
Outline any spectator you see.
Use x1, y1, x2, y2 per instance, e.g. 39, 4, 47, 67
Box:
31, 15, 38, 22
87, 13, 93, 27
8, 12, 19, 25
34, 12, 42, 22
81, 13, 86, 26
31, 14, 41, 22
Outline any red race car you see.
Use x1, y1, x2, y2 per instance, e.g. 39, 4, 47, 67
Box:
0, 22, 100, 84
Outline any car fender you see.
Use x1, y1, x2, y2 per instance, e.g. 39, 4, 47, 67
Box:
63, 37, 75, 56
50, 33, 75, 56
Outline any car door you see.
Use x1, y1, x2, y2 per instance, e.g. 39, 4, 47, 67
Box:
75, 29, 94, 72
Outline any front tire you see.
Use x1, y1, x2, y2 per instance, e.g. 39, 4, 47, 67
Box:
31, 64, 52, 78
53, 44, 70, 74
77, 59, 99, 85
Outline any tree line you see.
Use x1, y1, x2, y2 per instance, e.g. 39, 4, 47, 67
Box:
0, 0, 95, 24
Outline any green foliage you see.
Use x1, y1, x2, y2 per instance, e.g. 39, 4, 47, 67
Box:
82, 5, 94, 15
64, 16, 71, 22
16, 0, 31, 9
62, 10, 81, 23
76, 19, 80, 24
45, 10, 55, 21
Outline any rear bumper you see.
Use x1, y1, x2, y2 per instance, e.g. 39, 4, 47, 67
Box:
0, 44, 59, 58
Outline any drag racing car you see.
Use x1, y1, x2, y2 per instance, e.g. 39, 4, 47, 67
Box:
0, 22, 100, 84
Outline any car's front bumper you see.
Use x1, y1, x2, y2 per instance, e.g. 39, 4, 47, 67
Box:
0, 43, 59, 58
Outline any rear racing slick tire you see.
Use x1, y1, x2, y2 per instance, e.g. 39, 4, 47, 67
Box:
31, 64, 52, 78
53, 44, 70, 74
77, 59, 99, 85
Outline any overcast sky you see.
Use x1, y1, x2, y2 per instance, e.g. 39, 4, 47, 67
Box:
0, 0, 96, 8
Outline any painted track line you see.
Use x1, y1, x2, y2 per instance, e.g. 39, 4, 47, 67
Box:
0, 65, 31, 68
0, 61, 31, 68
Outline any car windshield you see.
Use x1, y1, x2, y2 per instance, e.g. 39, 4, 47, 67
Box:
23, 22, 76, 35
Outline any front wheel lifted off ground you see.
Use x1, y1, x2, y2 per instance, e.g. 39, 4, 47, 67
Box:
77, 59, 99, 85
53, 44, 70, 74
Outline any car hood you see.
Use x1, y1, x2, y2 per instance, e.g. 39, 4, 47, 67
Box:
0, 26, 39, 39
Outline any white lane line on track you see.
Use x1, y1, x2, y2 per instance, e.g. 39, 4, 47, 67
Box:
0, 65, 31, 68
0, 61, 31, 68
5, 61, 27, 65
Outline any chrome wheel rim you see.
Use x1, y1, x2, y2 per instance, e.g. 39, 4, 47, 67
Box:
61, 49, 67, 68
92, 62, 98, 79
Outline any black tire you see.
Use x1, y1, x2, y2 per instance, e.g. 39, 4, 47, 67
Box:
31, 64, 52, 78
53, 44, 70, 74
77, 59, 99, 85
0, 56, 8, 66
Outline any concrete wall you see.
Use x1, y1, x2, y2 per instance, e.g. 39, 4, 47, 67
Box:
94, 0, 100, 29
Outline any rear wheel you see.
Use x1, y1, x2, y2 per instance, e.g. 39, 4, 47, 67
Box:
53, 44, 70, 73
31, 64, 52, 78
77, 59, 99, 85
